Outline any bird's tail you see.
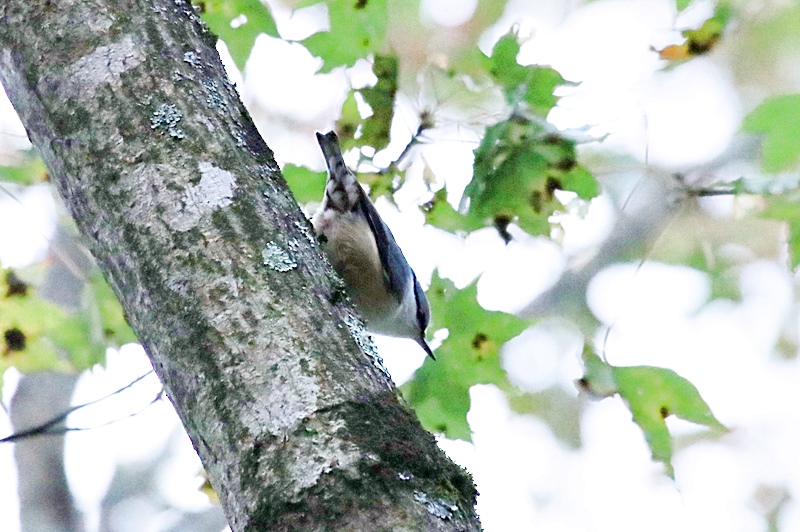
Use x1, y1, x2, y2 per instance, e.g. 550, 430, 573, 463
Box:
316, 131, 360, 212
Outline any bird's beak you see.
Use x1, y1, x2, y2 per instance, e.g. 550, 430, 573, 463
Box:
417, 336, 436, 360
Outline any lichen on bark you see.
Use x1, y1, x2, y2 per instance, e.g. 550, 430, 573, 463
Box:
0, 0, 480, 529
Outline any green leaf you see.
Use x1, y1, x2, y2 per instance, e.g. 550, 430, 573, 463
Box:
507, 387, 582, 448
87, 274, 137, 347
1, 335, 72, 375
48, 314, 104, 371
484, 31, 567, 116
681, 15, 725, 56
742, 94, 800, 173
581, 352, 726, 477
331, 55, 398, 161
464, 119, 598, 238
0, 267, 136, 375
675, 0, 693, 11
283, 164, 327, 204
300, 0, 388, 72
677, 249, 740, 302
362, 169, 400, 202
0, 154, 48, 185
422, 187, 481, 234
357, 54, 398, 151
200, 0, 279, 71
581, 349, 616, 395
401, 272, 528, 440
560, 166, 599, 200
1, 269, 75, 374
336, 91, 361, 149
760, 191, 800, 269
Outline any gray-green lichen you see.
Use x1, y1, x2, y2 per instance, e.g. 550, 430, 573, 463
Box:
183, 50, 199, 66
151, 102, 185, 139
294, 219, 315, 243
262, 242, 297, 272
343, 314, 389, 379
343, 314, 376, 356
413, 491, 459, 520
232, 128, 247, 148
203, 79, 228, 113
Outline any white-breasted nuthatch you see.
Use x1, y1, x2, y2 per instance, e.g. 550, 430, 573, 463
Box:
313, 131, 435, 359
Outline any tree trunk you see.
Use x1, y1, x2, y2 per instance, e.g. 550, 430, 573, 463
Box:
0, 1, 479, 530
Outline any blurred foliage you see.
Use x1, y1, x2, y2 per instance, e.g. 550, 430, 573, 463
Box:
401, 273, 527, 441
655, 3, 731, 61
197, 0, 279, 71
8, 0, 800, 482
760, 191, 800, 269
581, 351, 726, 478
355, 54, 398, 151
334, 54, 400, 193
0, 266, 137, 395
422, 187, 480, 235
299, 0, 388, 72
0, 152, 48, 185
743, 94, 800, 173
0, 159, 137, 396
282, 163, 326, 204
506, 387, 583, 448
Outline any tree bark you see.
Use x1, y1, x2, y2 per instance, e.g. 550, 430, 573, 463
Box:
0, 1, 479, 530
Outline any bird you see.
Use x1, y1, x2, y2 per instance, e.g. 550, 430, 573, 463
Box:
313, 131, 435, 359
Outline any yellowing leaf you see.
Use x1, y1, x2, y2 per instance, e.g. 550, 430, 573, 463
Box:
1, 267, 136, 376
655, 7, 730, 63
653, 43, 691, 61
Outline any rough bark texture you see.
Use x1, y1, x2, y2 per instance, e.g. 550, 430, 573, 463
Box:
0, 1, 480, 530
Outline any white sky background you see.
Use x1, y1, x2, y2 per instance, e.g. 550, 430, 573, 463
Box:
2, 0, 800, 530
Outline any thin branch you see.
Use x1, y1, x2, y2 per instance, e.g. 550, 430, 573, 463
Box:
0, 370, 155, 443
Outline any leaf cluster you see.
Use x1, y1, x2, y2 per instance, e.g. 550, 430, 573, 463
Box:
188, 0, 771, 478
6, 0, 797, 479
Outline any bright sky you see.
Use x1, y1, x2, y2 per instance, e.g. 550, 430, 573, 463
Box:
2, 0, 800, 531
